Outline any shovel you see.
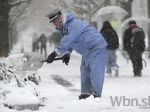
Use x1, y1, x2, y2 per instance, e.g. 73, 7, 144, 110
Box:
41, 57, 64, 63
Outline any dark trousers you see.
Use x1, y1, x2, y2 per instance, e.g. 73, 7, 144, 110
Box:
128, 50, 143, 76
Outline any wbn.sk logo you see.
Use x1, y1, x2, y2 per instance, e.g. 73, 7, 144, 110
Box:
110, 96, 150, 108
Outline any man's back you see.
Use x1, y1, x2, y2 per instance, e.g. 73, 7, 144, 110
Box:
101, 28, 119, 50
123, 24, 145, 52
56, 12, 107, 55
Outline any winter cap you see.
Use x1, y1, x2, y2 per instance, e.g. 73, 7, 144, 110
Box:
46, 9, 62, 22
128, 20, 136, 25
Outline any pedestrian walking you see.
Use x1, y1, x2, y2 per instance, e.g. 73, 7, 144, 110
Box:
100, 21, 119, 77
123, 20, 145, 77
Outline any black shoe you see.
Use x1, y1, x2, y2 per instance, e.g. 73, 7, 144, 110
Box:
93, 94, 101, 98
136, 74, 142, 77
138, 71, 142, 76
79, 94, 90, 100
134, 73, 142, 77
134, 71, 142, 77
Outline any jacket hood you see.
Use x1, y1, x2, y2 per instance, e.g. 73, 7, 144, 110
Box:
63, 12, 75, 25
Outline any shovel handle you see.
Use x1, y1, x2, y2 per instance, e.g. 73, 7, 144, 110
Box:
41, 57, 63, 63
54, 57, 64, 61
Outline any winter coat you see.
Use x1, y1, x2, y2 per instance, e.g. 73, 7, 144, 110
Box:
39, 34, 47, 48
53, 12, 107, 97
100, 26, 119, 50
123, 24, 145, 52
55, 12, 107, 56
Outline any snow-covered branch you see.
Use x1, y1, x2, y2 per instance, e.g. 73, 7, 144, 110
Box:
9, 0, 31, 7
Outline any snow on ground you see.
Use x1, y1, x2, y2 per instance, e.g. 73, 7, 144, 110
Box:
1, 51, 150, 112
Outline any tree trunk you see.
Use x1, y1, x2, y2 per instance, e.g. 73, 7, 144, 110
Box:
147, 0, 150, 57
118, 0, 133, 20
0, 0, 10, 57
104, 0, 110, 6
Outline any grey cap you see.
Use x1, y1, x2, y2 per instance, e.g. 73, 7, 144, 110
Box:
46, 9, 61, 22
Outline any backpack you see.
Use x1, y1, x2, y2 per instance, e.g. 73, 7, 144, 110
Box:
130, 27, 145, 51
103, 29, 119, 50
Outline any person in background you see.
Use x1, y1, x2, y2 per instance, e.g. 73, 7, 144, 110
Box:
39, 33, 47, 59
100, 21, 119, 77
49, 31, 63, 48
123, 20, 145, 77
45, 9, 107, 99
32, 33, 39, 52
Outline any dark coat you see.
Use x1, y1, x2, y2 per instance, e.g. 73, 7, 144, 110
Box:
100, 21, 119, 50
123, 24, 145, 52
39, 34, 47, 48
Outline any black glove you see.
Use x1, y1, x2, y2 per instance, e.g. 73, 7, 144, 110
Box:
62, 54, 70, 65
47, 51, 57, 63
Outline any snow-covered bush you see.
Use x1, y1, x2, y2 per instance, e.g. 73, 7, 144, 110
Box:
1, 52, 44, 85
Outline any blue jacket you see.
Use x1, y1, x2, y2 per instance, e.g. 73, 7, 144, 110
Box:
55, 12, 107, 56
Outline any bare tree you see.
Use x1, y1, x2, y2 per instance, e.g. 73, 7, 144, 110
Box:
71, 0, 105, 23
0, 0, 31, 57
9, 0, 31, 52
0, 0, 10, 57
147, 0, 150, 56
104, 0, 110, 6
116, 0, 133, 19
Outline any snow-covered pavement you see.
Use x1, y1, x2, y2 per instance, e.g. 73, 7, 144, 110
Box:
1, 51, 150, 112
36, 51, 150, 112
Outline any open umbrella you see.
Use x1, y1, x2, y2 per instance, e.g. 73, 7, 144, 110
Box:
92, 6, 128, 21
92, 6, 128, 30
121, 16, 150, 32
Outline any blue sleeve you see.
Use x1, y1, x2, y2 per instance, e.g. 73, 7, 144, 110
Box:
55, 24, 82, 55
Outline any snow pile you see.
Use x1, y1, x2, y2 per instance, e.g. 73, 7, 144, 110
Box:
0, 82, 40, 104
0, 79, 43, 110
4, 53, 25, 72
0, 53, 45, 111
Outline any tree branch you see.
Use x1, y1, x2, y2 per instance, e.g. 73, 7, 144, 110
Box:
9, 1, 30, 28
9, 0, 31, 7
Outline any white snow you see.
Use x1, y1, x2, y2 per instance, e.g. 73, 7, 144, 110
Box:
1, 50, 150, 112
1, 1, 150, 111
4, 85, 40, 105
